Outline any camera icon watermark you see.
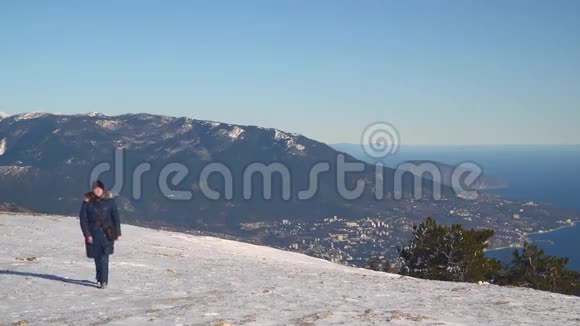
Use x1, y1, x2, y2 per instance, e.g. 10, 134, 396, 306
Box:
361, 122, 400, 160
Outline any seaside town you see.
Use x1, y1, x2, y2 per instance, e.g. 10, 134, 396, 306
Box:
239, 193, 578, 267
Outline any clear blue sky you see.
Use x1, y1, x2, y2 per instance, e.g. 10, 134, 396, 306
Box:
1, 1, 579, 145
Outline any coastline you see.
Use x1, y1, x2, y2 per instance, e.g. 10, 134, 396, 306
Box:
485, 221, 577, 253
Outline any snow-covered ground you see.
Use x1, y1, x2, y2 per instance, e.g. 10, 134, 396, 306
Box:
1, 214, 579, 325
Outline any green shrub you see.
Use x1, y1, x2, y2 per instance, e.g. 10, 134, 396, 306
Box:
398, 217, 500, 283
505, 241, 579, 295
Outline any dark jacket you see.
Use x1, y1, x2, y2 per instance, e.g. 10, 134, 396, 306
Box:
79, 191, 121, 257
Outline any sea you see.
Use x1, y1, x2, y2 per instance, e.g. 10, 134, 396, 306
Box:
334, 144, 580, 271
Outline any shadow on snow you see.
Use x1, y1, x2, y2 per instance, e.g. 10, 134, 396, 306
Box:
0, 270, 98, 288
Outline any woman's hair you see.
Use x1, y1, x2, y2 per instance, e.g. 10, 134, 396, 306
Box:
92, 180, 105, 190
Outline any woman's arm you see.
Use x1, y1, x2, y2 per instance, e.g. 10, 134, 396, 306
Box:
111, 199, 121, 237
79, 201, 90, 238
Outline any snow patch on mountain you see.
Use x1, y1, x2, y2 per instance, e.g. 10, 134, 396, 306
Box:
228, 126, 245, 139
2, 214, 578, 325
0, 138, 6, 155
0, 112, 10, 119
70, 112, 107, 118
274, 129, 305, 152
113, 140, 128, 149
274, 129, 291, 140
200, 120, 222, 129
211, 124, 246, 141
0, 165, 36, 176
13, 112, 52, 121
95, 119, 122, 130
176, 118, 193, 134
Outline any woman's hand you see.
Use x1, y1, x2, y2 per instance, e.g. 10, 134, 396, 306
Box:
85, 236, 93, 244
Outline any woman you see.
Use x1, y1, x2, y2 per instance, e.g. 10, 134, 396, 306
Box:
79, 180, 121, 289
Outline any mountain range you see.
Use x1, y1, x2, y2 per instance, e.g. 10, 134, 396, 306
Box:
0, 112, 442, 230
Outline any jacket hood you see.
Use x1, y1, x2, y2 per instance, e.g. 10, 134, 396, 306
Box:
83, 191, 115, 202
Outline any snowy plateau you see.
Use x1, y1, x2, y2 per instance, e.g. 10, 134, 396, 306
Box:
0, 214, 579, 325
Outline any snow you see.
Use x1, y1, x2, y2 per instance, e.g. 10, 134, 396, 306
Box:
0, 166, 35, 176
0, 112, 10, 119
212, 125, 245, 141
273, 129, 306, 152
71, 112, 107, 118
228, 126, 245, 140
274, 129, 290, 140
95, 119, 122, 130
1, 214, 579, 325
176, 119, 193, 134
0, 138, 6, 155
201, 120, 222, 129
12, 112, 52, 121
272, 129, 303, 140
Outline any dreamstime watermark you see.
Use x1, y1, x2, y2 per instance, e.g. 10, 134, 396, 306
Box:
89, 123, 483, 201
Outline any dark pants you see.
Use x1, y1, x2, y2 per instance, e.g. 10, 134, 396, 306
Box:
94, 253, 109, 284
